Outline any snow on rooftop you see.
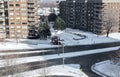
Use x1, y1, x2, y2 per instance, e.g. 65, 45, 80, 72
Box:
108, 33, 120, 40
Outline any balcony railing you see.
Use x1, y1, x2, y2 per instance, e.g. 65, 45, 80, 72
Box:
28, 18, 35, 21
28, 5, 34, 8
28, 10, 35, 13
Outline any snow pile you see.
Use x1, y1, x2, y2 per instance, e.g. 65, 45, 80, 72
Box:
6, 64, 88, 77
109, 33, 120, 40
92, 60, 120, 77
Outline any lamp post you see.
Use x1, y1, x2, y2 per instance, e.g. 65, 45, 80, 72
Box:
61, 43, 65, 68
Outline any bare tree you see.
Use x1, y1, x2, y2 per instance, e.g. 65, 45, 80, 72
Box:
103, 6, 118, 37
103, 17, 115, 37
38, 61, 51, 77
0, 54, 30, 77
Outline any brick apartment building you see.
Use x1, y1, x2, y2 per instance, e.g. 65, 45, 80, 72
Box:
0, 0, 38, 39
59, 0, 120, 34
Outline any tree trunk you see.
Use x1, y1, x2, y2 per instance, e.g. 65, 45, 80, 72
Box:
107, 32, 109, 37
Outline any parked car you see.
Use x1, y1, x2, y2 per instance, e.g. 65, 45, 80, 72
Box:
51, 36, 61, 45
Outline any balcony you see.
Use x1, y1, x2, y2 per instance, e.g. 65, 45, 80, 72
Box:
0, 14, 5, 18
28, 5, 34, 9
0, 1, 4, 4
28, 18, 35, 21
28, 0, 35, 4
0, 22, 5, 25
28, 10, 34, 13
28, 14, 35, 17
0, 18, 4, 21
28, 23, 35, 26
0, 5, 4, 9
0, 9, 4, 12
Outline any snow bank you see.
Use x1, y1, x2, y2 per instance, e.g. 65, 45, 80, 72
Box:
92, 60, 120, 77
6, 64, 88, 77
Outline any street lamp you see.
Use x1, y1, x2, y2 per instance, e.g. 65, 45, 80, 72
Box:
61, 43, 65, 68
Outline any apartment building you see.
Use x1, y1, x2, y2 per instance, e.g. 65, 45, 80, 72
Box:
59, 0, 120, 34
0, 0, 38, 39
0, 0, 6, 40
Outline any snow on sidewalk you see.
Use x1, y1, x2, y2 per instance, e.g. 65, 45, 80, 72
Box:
92, 60, 120, 77
0, 46, 119, 68
5, 64, 88, 77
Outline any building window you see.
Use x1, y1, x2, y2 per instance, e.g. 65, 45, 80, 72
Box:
21, 0, 26, 2
9, 4, 14, 6
9, 0, 14, 2
16, 8, 20, 11
22, 22, 27, 24
16, 22, 21, 25
16, 0, 20, 2
22, 25, 27, 29
21, 4, 26, 7
11, 22, 15, 24
21, 8, 27, 11
9, 8, 14, 11
17, 30, 21, 33
22, 17, 27, 20
22, 13, 27, 16
11, 34, 15, 37
10, 26, 15, 29
17, 26, 21, 28
16, 13, 20, 16
16, 4, 20, 7
16, 17, 20, 19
